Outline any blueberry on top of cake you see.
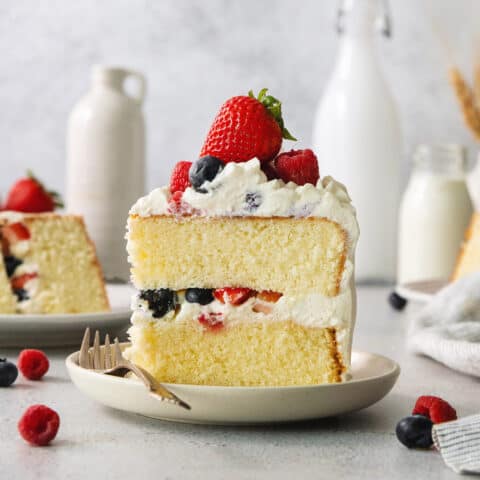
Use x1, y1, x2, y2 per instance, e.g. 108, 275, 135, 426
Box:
126, 89, 359, 387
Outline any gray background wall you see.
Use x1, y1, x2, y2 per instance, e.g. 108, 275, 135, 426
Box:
0, 0, 478, 197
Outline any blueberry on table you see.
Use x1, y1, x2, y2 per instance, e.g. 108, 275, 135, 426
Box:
4, 255, 22, 277
189, 156, 224, 192
396, 415, 433, 449
388, 291, 407, 311
185, 288, 214, 305
0, 358, 18, 387
140, 289, 177, 318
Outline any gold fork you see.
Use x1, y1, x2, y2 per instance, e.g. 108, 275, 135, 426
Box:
78, 328, 190, 410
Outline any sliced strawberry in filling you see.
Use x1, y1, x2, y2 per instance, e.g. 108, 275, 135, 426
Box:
213, 287, 255, 305
2, 222, 31, 244
257, 290, 283, 303
11, 272, 38, 290
1, 235, 9, 256
198, 312, 224, 331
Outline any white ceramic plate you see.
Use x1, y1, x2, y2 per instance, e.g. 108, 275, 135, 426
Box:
0, 284, 134, 347
396, 278, 447, 303
66, 346, 400, 425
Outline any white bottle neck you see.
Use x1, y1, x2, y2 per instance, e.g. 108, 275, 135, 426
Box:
337, 0, 388, 41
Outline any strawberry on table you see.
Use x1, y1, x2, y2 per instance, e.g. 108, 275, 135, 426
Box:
274, 149, 320, 186
4, 171, 63, 213
200, 88, 296, 163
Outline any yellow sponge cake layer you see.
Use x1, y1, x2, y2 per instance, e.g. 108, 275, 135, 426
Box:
126, 320, 343, 386
128, 215, 347, 296
21, 215, 109, 313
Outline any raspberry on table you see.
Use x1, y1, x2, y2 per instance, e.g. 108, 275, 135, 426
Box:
18, 404, 60, 446
18, 349, 49, 380
412, 395, 457, 424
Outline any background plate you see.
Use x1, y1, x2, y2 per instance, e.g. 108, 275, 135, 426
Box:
66, 346, 400, 425
396, 278, 447, 303
0, 283, 133, 347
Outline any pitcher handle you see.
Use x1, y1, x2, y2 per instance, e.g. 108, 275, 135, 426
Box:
124, 70, 146, 105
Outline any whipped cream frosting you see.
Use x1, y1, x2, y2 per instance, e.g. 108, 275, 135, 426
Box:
130, 158, 359, 244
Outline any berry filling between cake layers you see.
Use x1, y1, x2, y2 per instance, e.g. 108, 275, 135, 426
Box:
130, 286, 354, 366
0, 217, 39, 310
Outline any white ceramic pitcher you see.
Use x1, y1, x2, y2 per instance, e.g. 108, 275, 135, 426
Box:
312, 0, 402, 283
66, 66, 146, 281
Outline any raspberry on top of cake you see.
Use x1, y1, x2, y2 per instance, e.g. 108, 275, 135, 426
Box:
126, 89, 359, 387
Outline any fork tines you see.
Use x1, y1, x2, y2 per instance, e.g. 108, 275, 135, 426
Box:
79, 327, 116, 370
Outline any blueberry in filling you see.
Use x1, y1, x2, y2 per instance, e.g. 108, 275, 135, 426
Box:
185, 288, 214, 305
13, 288, 29, 302
244, 191, 262, 212
140, 289, 177, 318
4, 255, 22, 278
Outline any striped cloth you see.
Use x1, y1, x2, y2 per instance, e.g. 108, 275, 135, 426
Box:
433, 414, 480, 474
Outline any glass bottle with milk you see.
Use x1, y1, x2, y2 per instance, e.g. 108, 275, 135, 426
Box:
397, 144, 472, 284
312, 0, 402, 283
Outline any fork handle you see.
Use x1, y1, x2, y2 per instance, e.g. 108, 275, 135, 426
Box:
107, 362, 190, 410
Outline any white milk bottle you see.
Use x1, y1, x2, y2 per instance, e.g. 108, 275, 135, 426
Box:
397, 144, 472, 284
312, 0, 402, 282
66, 66, 146, 281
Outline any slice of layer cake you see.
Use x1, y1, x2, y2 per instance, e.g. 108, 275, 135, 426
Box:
452, 212, 480, 281
0, 212, 110, 314
125, 89, 359, 386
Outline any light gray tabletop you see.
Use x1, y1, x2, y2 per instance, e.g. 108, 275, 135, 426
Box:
1, 286, 478, 480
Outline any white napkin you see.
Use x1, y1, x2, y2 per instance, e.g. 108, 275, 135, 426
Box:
408, 272, 480, 377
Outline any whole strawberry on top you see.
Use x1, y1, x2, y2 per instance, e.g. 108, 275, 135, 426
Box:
4, 171, 63, 213
200, 88, 296, 163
